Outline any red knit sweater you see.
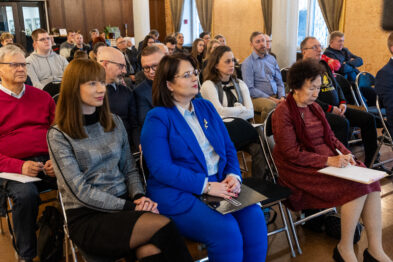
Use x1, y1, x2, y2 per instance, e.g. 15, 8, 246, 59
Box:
0, 85, 55, 173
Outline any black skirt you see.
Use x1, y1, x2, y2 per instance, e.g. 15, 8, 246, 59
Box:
67, 206, 146, 258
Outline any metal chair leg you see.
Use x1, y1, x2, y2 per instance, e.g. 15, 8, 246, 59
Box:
286, 208, 302, 255
279, 202, 296, 257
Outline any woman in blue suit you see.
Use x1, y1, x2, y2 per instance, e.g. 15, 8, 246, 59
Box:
141, 53, 268, 262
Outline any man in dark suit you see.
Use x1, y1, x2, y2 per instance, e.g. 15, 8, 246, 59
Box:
134, 46, 165, 127
97, 47, 139, 151
376, 32, 393, 136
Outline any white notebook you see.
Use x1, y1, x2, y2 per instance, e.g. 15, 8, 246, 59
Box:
0, 172, 42, 183
318, 165, 387, 184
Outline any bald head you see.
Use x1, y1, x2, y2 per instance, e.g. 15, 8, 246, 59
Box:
152, 43, 169, 55
97, 47, 127, 84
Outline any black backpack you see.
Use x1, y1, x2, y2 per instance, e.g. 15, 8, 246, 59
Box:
37, 206, 64, 262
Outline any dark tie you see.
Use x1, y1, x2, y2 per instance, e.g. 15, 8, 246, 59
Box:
222, 85, 237, 107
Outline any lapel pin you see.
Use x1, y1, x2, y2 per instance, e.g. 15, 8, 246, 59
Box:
204, 119, 208, 129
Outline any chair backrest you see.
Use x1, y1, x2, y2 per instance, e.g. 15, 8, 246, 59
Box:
43, 82, 61, 98
353, 71, 375, 111
280, 68, 289, 83
260, 110, 278, 183
356, 71, 375, 89
376, 95, 393, 143
335, 73, 359, 106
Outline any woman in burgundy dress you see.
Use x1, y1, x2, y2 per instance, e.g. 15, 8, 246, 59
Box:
272, 59, 391, 262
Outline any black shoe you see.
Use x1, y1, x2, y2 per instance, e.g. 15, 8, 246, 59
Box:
333, 246, 345, 262
363, 249, 380, 262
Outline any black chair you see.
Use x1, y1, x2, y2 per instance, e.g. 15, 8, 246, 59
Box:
261, 110, 337, 256
335, 73, 359, 106
43, 82, 61, 98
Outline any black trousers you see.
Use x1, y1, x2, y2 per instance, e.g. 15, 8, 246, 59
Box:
325, 107, 377, 167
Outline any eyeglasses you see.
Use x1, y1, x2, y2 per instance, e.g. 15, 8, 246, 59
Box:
100, 60, 127, 70
175, 69, 199, 79
304, 44, 323, 51
0, 62, 29, 68
37, 37, 51, 42
142, 64, 158, 73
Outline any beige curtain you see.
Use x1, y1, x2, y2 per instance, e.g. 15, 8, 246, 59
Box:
170, 0, 185, 32
318, 0, 344, 33
195, 0, 213, 32
261, 0, 272, 35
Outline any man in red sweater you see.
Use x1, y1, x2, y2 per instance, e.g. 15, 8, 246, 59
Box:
0, 44, 56, 262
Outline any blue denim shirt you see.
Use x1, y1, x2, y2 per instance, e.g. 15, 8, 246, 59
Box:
241, 51, 285, 99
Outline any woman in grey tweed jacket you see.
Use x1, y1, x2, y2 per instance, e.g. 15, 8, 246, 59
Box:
47, 58, 192, 262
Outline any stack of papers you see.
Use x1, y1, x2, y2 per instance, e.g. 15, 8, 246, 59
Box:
0, 173, 42, 183
318, 165, 387, 184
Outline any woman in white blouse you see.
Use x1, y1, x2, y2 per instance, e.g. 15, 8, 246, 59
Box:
201, 45, 266, 179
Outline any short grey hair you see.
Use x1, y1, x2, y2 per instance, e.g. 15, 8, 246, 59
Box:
0, 45, 25, 62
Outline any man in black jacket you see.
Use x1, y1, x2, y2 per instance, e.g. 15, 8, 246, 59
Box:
97, 47, 139, 152
323, 31, 376, 106
301, 36, 377, 167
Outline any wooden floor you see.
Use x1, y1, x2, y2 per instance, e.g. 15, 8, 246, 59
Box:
1, 143, 393, 262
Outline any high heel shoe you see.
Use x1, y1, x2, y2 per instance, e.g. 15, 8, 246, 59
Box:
363, 249, 380, 262
333, 246, 345, 262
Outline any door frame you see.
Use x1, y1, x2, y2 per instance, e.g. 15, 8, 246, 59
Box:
0, 0, 49, 49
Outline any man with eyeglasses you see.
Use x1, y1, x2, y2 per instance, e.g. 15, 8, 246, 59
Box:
301, 36, 378, 168
264, 34, 276, 59
97, 47, 139, 152
26, 28, 68, 90
134, 46, 165, 127
241, 31, 285, 123
0, 44, 56, 262
116, 36, 140, 83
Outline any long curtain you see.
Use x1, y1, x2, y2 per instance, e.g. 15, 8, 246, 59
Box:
318, 0, 344, 33
170, 0, 185, 32
261, 0, 272, 35
195, 0, 213, 32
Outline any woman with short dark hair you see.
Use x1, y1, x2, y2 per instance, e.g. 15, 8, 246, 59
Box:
47, 59, 192, 262
141, 53, 268, 262
273, 58, 391, 262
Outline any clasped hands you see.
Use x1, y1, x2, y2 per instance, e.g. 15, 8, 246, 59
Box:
332, 104, 347, 117
22, 160, 55, 177
134, 196, 159, 214
203, 176, 241, 199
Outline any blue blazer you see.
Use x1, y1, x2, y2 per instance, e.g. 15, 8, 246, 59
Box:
140, 98, 240, 215
376, 59, 393, 135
